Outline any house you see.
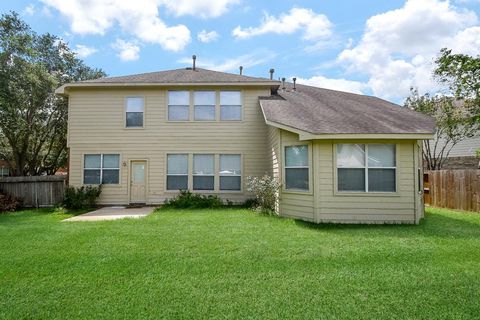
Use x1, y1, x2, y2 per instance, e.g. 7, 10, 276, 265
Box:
0, 160, 11, 177
56, 63, 435, 224
428, 134, 479, 169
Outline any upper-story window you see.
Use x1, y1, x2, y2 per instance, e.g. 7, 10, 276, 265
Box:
220, 91, 242, 121
194, 91, 215, 121
168, 91, 189, 121
126, 97, 144, 127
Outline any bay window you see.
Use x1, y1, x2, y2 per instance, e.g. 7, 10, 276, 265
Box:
84, 154, 120, 184
167, 154, 188, 190
285, 145, 309, 191
219, 154, 241, 190
168, 91, 189, 121
337, 144, 396, 192
193, 154, 214, 190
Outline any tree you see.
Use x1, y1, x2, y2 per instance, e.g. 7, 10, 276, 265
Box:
0, 12, 106, 176
405, 49, 479, 170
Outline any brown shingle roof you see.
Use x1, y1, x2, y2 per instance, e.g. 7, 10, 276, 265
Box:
260, 83, 436, 135
81, 68, 277, 84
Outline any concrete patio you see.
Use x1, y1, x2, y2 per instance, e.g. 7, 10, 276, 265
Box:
64, 206, 155, 221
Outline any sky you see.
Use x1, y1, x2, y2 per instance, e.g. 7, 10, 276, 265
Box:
1, 0, 479, 103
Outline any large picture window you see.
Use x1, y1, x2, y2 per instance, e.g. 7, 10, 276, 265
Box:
167, 154, 188, 190
168, 91, 189, 121
193, 154, 214, 190
125, 97, 144, 127
220, 91, 242, 121
219, 154, 241, 190
194, 91, 215, 121
285, 145, 309, 191
337, 144, 396, 192
84, 154, 120, 184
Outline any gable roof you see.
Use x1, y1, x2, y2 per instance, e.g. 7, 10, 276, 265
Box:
56, 68, 279, 94
260, 83, 436, 138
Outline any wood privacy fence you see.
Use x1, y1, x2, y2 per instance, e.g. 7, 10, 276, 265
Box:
0, 175, 67, 208
424, 170, 480, 212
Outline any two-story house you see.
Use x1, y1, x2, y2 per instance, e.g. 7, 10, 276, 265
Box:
56, 64, 435, 224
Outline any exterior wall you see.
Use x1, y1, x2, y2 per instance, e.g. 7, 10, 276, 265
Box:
276, 129, 420, 224
434, 156, 479, 170
68, 86, 271, 205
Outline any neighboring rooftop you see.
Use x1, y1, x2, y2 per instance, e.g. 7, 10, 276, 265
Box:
260, 83, 436, 135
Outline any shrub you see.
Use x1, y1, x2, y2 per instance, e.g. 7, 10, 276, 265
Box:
0, 192, 22, 212
163, 190, 223, 209
242, 198, 259, 209
246, 175, 281, 214
64, 185, 102, 209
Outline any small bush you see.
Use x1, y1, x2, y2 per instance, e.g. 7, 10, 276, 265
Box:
0, 192, 22, 212
246, 175, 281, 215
163, 190, 223, 209
242, 198, 259, 209
64, 185, 102, 209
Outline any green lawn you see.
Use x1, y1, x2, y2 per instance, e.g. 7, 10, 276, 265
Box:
1, 207, 479, 319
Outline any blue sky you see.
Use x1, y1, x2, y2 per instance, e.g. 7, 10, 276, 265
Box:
1, 0, 479, 102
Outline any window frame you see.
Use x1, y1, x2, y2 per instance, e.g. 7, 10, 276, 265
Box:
166, 153, 189, 191
192, 154, 215, 191
124, 96, 145, 129
194, 91, 216, 121
0, 167, 9, 177
282, 142, 312, 194
167, 90, 191, 122
335, 143, 398, 195
220, 90, 243, 121
83, 153, 121, 185
219, 154, 242, 192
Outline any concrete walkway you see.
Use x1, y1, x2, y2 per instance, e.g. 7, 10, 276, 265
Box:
64, 206, 155, 221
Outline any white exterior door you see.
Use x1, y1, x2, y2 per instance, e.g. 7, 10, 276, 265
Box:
130, 161, 146, 203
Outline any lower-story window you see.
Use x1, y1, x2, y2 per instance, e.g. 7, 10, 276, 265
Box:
166, 154, 188, 190
285, 145, 309, 191
84, 154, 120, 184
193, 154, 214, 190
337, 144, 396, 192
219, 154, 241, 190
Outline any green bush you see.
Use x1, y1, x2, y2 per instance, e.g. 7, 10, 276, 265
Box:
64, 185, 102, 209
163, 190, 223, 209
0, 191, 22, 212
242, 198, 259, 209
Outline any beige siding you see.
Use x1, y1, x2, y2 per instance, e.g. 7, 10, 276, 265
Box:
277, 130, 419, 224
68, 87, 271, 205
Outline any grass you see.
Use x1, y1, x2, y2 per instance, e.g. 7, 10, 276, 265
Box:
1, 207, 479, 319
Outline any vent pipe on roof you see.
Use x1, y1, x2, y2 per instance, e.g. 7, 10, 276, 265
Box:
192, 55, 196, 70
269, 68, 274, 80
239, 66, 243, 75
292, 77, 297, 91
281, 77, 286, 91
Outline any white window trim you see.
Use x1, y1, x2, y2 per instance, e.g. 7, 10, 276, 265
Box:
124, 96, 145, 129
336, 144, 397, 194
220, 90, 243, 121
194, 91, 216, 121
83, 154, 120, 185
283, 144, 312, 193
166, 154, 189, 191
219, 154, 242, 191
192, 154, 215, 191
167, 90, 190, 122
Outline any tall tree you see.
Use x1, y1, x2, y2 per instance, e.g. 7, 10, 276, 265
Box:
405, 49, 479, 170
0, 12, 106, 176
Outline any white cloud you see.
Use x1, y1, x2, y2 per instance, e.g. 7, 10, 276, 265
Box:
197, 30, 219, 43
23, 4, 36, 16
337, 0, 479, 100
74, 44, 97, 58
112, 40, 140, 62
295, 76, 367, 95
233, 7, 332, 41
160, 0, 239, 18
177, 51, 276, 72
40, 0, 191, 51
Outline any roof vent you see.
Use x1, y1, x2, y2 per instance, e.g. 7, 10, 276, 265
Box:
192, 55, 196, 71
292, 77, 297, 91
281, 77, 286, 91
269, 68, 275, 80
239, 66, 243, 75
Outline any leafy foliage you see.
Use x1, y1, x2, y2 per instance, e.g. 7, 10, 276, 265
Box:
0, 191, 22, 212
63, 185, 102, 209
163, 190, 223, 209
246, 175, 281, 214
0, 12, 106, 176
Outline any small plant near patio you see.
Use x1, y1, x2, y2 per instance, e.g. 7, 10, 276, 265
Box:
246, 175, 281, 215
0, 191, 22, 212
64, 185, 102, 209
163, 190, 223, 209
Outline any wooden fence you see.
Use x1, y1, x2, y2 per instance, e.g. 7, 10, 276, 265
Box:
424, 170, 480, 212
0, 175, 67, 208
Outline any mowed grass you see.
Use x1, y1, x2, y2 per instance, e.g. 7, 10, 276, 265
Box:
1, 207, 480, 319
